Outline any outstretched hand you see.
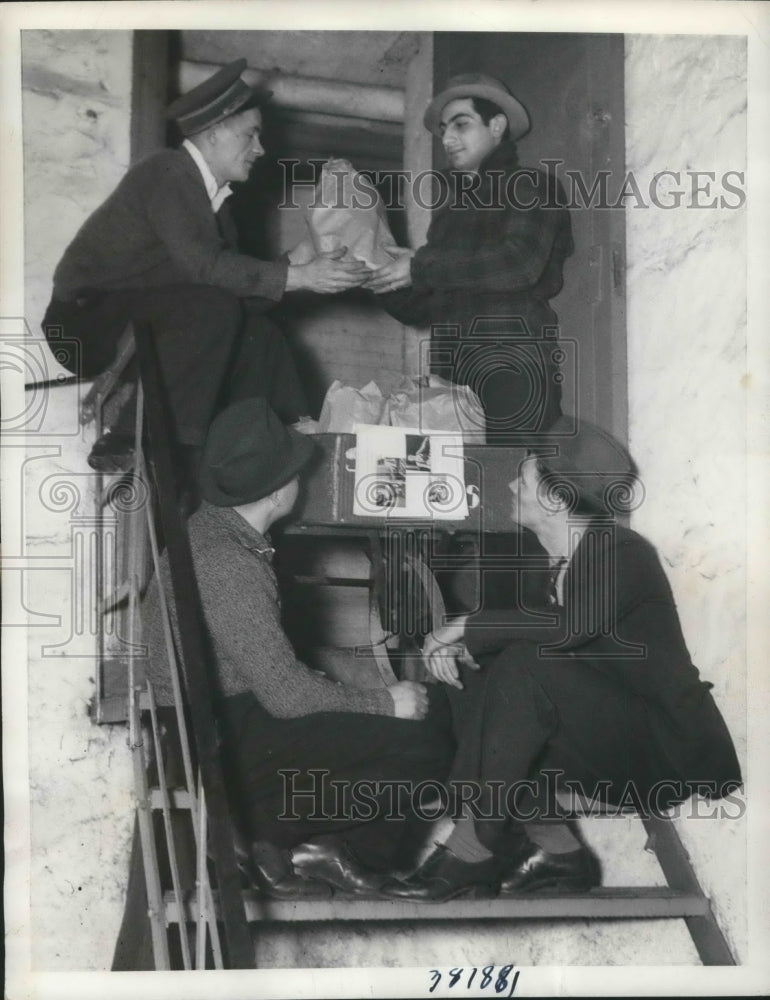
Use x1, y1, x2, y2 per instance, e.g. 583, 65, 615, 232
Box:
365, 245, 415, 294
422, 616, 477, 689
286, 247, 372, 294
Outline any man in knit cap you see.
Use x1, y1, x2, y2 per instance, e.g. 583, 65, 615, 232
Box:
43, 59, 369, 474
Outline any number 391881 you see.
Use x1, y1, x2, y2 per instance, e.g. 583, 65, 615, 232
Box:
428, 964, 520, 996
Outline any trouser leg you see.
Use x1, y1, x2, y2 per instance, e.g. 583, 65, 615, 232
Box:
44, 286, 242, 445
446, 644, 659, 849
223, 305, 310, 423
448, 340, 562, 436
221, 689, 454, 871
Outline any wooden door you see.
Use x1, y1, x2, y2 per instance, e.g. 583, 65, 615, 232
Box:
433, 32, 627, 439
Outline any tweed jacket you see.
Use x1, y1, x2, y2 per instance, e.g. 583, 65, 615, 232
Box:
52, 146, 287, 302
463, 522, 742, 796
379, 140, 574, 341
142, 503, 393, 719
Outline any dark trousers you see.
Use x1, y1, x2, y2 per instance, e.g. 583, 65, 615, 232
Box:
434, 341, 562, 436
112, 693, 453, 970
446, 643, 673, 849
43, 284, 309, 444
220, 688, 454, 872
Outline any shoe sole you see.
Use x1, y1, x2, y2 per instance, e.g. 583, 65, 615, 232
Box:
498, 876, 597, 896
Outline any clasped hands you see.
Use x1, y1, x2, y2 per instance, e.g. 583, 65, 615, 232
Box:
287, 239, 414, 296
421, 615, 480, 690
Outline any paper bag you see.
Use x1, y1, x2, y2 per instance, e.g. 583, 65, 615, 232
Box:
317, 380, 386, 434
385, 375, 486, 443
307, 159, 396, 268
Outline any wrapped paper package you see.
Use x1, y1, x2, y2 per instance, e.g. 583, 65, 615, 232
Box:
306, 159, 397, 267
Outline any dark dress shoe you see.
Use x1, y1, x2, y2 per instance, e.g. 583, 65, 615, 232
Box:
247, 840, 331, 899
87, 430, 135, 473
290, 836, 386, 896
498, 842, 601, 894
380, 844, 501, 902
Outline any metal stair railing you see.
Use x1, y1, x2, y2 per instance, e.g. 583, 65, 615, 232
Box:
130, 319, 253, 968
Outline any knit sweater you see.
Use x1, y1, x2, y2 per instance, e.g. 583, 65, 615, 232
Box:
142, 503, 394, 719
52, 146, 287, 302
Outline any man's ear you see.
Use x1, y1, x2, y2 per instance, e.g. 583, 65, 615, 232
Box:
490, 113, 507, 138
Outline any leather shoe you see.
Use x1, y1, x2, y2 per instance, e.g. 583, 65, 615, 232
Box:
247, 840, 331, 899
380, 844, 501, 902
498, 842, 601, 894
87, 430, 135, 473
290, 836, 386, 896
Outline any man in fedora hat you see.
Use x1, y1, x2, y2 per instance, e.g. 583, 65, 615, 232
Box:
138, 398, 453, 902
381, 418, 741, 900
43, 59, 369, 473
369, 72, 573, 437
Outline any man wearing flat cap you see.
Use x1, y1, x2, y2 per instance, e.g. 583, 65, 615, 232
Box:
43, 59, 368, 472
380, 418, 742, 901
369, 72, 573, 437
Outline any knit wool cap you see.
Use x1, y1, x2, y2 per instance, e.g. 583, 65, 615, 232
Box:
423, 72, 530, 141
527, 416, 640, 513
200, 398, 316, 507
166, 59, 273, 137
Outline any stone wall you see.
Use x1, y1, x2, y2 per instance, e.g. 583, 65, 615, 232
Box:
625, 33, 748, 960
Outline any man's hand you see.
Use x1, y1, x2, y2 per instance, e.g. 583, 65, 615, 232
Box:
287, 237, 316, 266
286, 247, 372, 294
422, 616, 478, 690
387, 680, 430, 720
365, 245, 415, 293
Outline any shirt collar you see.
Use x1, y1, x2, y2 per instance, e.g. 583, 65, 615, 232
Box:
182, 138, 233, 212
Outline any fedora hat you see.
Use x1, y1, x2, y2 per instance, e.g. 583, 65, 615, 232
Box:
527, 416, 640, 514
423, 73, 530, 141
167, 58, 273, 137
200, 398, 316, 507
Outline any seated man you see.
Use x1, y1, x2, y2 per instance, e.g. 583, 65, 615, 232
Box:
383, 417, 742, 900
43, 59, 369, 473
142, 398, 453, 898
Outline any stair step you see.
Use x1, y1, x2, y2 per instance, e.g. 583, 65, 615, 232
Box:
165, 886, 709, 924
149, 788, 192, 809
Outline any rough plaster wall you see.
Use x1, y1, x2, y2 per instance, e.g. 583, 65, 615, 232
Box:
22, 30, 133, 345
625, 34, 748, 961
21, 30, 136, 970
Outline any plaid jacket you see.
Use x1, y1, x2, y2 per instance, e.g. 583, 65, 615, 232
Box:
381, 140, 574, 339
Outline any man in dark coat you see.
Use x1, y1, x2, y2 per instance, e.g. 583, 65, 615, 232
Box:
383, 418, 742, 900
369, 72, 574, 438
43, 59, 368, 472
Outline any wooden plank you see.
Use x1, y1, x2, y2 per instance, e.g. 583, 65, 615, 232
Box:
166, 886, 708, 925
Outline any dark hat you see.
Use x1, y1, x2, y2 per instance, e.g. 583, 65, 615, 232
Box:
527, 416, 640, 514
166, 59, 273, 137
424, 72, 530, 141
200, 398, 316, 507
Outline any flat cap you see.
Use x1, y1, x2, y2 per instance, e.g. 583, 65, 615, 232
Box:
166, 58, 272, 137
